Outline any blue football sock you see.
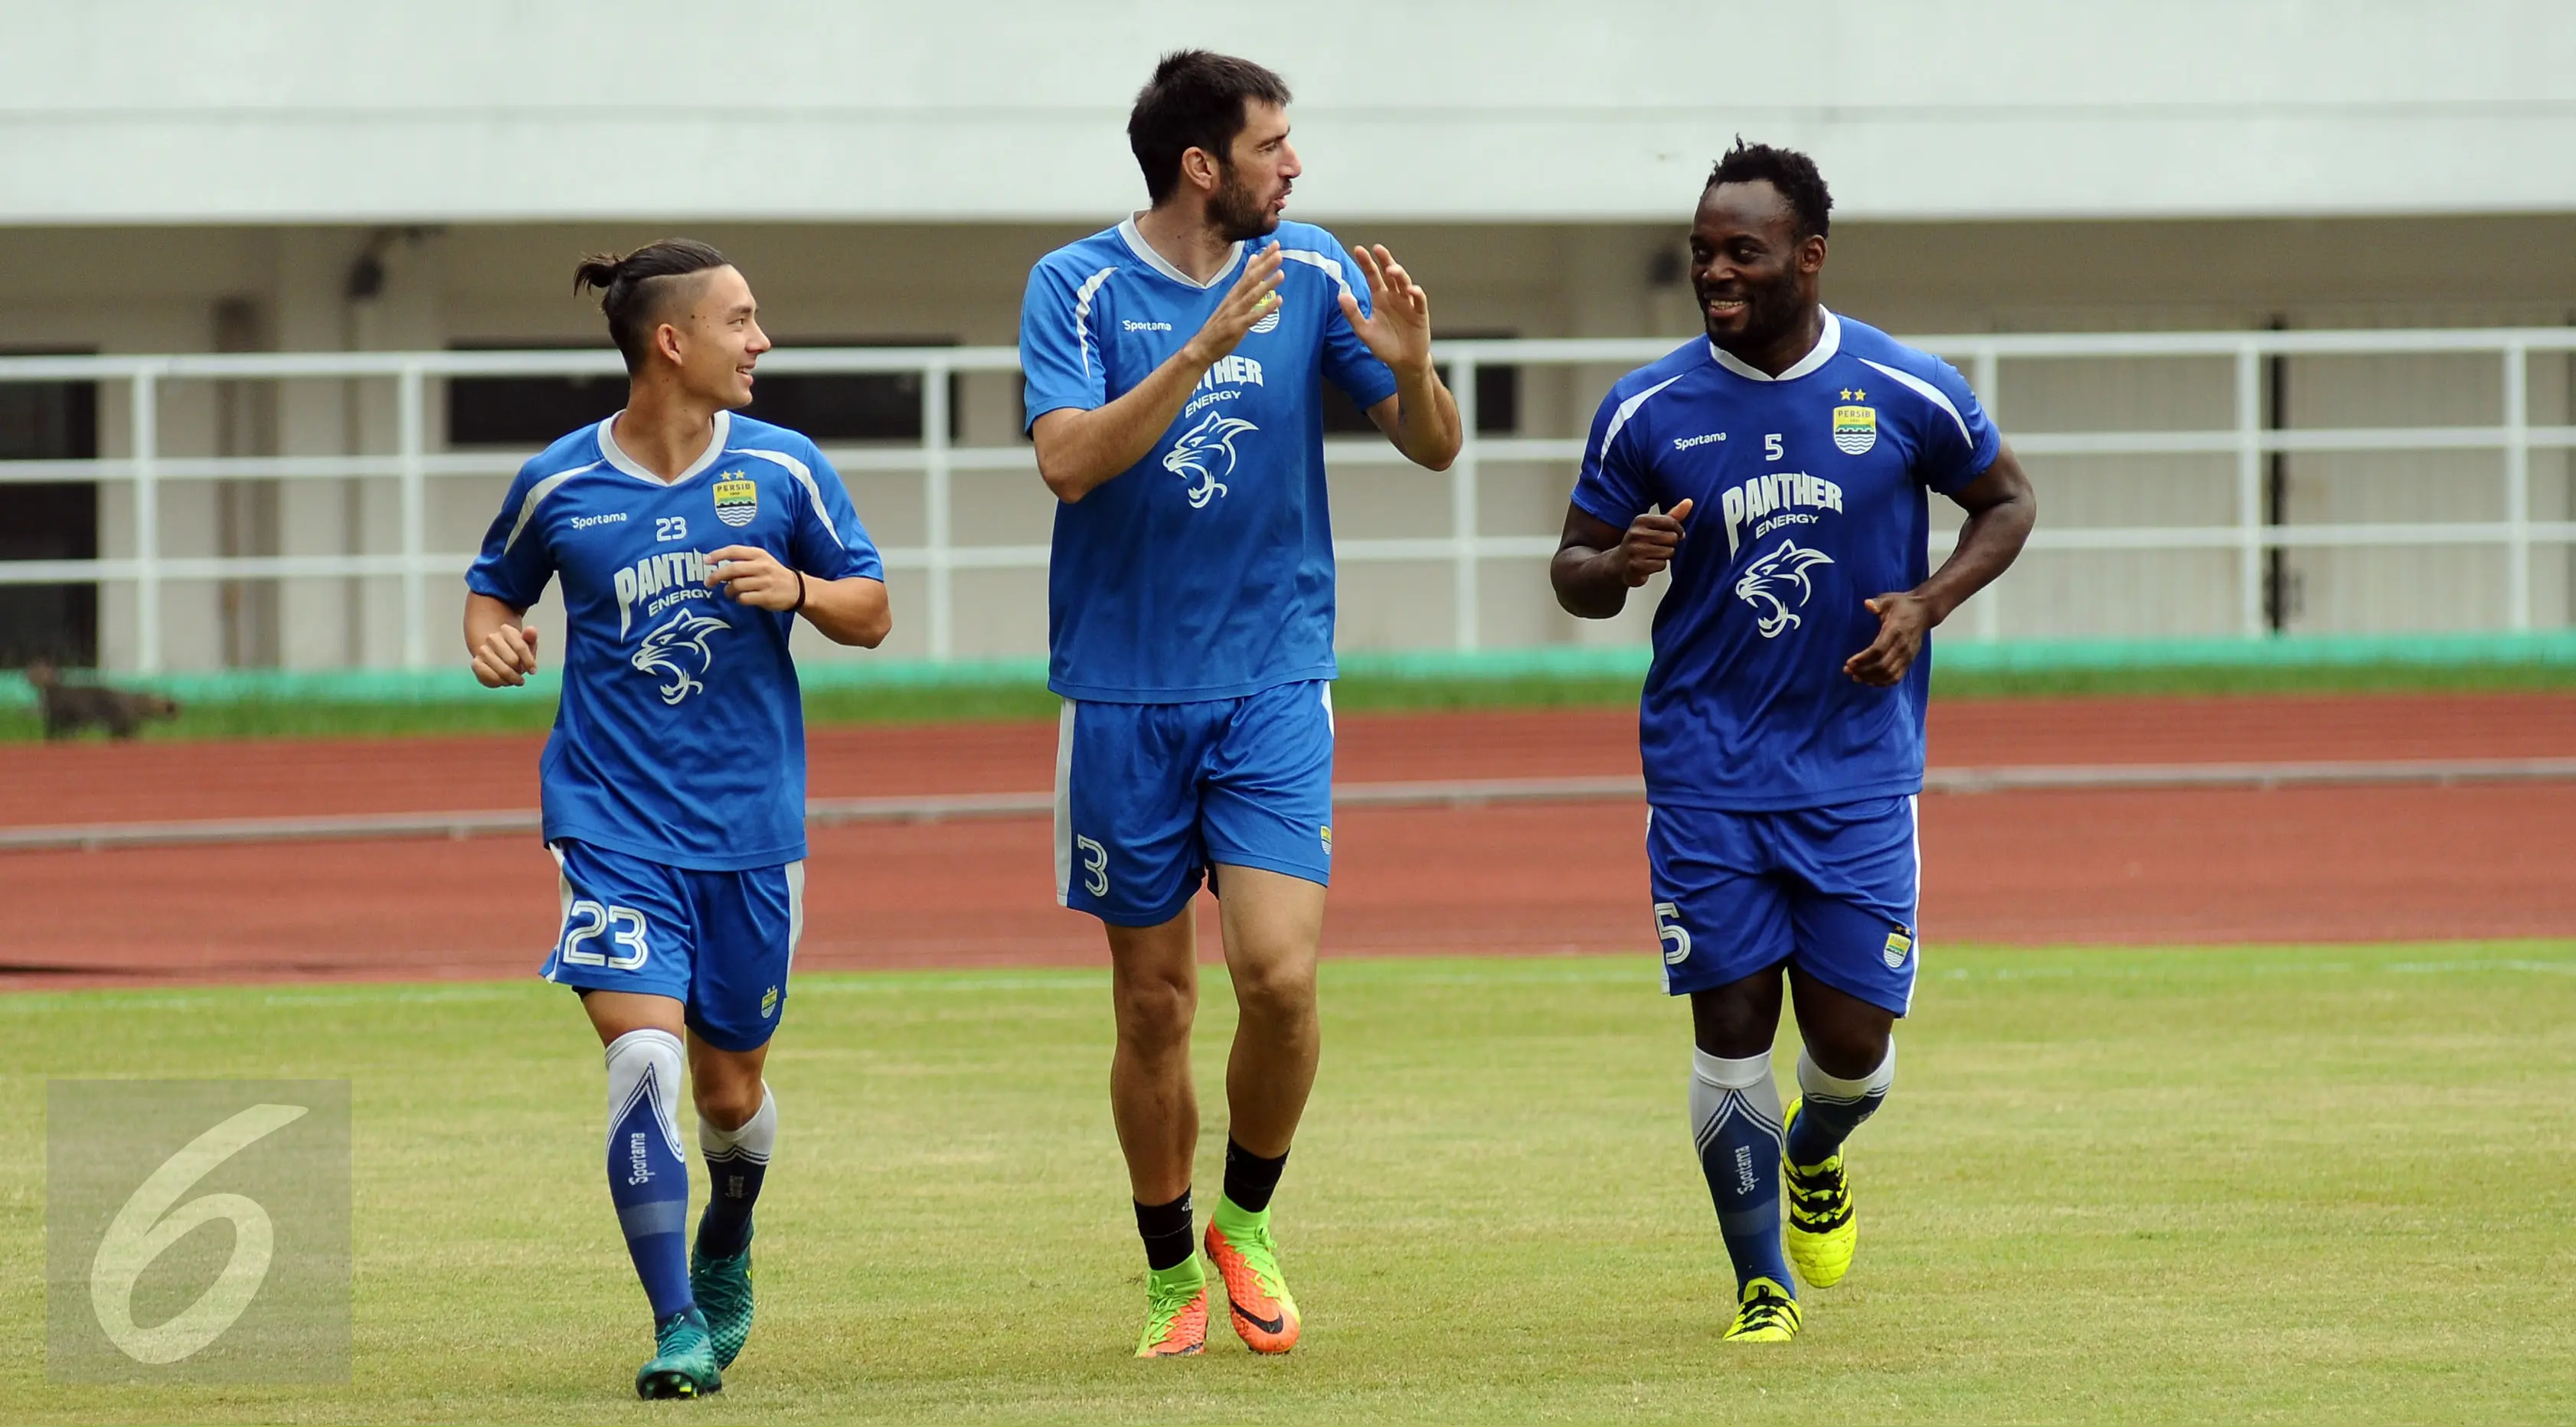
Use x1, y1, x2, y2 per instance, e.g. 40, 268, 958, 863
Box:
604, 1028, 695, 1322
1690, 1048, 1793, 1295
1785, 1042, 1894, 1167
695, 1084, 776, 1262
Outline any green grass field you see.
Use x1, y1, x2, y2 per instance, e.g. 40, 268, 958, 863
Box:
5, 943, 2573, 1424
8, 657, 2575, 743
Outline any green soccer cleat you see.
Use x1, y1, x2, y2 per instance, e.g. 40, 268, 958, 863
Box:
1721, 1275, 1801, 1344
635, 1307, 723, 1399
691, 1233, 756, 1370
1780, 1097, 1858, 1288
1134, 1257, 1209, 1358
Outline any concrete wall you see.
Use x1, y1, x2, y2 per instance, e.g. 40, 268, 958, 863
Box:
7, 212, 2573, 668
8, 2, 2574, 224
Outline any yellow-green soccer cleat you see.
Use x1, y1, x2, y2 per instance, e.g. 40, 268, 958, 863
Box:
1134, 1258, 1209, 1358
1780, 1096, 1858, 1288
635, 1307, 723, 1399
1722, 1275, 1801, 1343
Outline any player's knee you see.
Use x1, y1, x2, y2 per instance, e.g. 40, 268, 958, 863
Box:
1803, 1021, 1893, 1080
1113, 970, 1197, 1050
691, 1073, 766, 1131
1230, 957, 1316, 1027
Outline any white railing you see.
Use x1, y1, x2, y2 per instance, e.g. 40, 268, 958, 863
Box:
2, 329, 2573, 671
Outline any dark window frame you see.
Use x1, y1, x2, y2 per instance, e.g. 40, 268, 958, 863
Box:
0, 348, 101, 668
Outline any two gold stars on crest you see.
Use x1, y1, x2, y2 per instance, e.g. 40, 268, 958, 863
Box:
1839, 388, 1868, 401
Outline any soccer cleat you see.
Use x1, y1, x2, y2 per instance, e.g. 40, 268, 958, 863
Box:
1780, 1097, 1858, 1288
1134, 1259, 1209, 1358
690, 1233, 755, 1370
1205, 1203, 1301, 1354
635, 1307, 723, 1399
1721, 1276, 1801, 1343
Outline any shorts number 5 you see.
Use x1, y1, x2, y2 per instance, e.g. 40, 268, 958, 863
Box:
1076, 834, 1110, 898
1653, 902, 1693, 966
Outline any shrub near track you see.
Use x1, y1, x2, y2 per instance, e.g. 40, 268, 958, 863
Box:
1, 943, 2570, 1424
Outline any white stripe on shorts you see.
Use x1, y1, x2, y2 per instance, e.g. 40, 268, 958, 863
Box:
1052, 700, 1077, 906
783, 858, 806, 979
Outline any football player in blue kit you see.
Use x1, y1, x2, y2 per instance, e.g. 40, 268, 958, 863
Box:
1551, 142, 2036, 1344
1018, 51, 1461, 1357
463, 240, 891, 1396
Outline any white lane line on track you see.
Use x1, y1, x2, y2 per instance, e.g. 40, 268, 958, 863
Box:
5, 757, 2574, 854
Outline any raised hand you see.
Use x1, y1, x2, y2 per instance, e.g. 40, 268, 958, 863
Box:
1185, 242, 1286, 366
471, 622, 541, 687
1615, 498, 1693, 586
1339, 243, 1433, 376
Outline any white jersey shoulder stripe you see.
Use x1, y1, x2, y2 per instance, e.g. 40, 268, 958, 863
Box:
1857, 357, 1973, 446
503, 462, 602, 553
1598, 373, 1689, 464
1071, 264, 1117, 378
1279, 247, 1354, 300
727, 444, 847, 550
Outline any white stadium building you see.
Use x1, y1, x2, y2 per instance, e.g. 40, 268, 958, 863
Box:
4, 1, 2573, 673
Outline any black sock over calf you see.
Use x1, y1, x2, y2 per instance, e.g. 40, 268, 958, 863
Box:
1135, 1190, 1195, 1272
1222, 1138, 1290, 1214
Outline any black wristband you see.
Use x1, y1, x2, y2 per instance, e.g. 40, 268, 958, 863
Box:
793, 569, 808, 611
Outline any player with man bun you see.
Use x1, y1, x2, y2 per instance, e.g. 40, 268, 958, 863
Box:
1551, 142, 2035, 1344
463, 240, 891, 1397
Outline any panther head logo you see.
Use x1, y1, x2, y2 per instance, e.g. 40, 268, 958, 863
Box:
630, 609, 729, 704
1733, 537, 1835, 638
1162, 411, 1257, 509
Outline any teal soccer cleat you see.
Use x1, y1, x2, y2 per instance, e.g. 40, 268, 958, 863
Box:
635, 1307, 722, 1399
691, 1232, 757, 1370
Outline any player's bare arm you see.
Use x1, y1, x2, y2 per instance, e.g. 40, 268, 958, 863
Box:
1842, 442, 2036, 687
703, 544, 891, 647
1548, 497, 1696, 619
464, 590, 540, 687
1033, 244, 1286, 503
1346, 243, 1462, 471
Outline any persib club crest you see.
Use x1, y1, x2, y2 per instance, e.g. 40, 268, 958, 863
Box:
1883, 924, 1914, 969
1832, 390, 1877, 456
712, 475, 758, 528
1249, 302, 1282, 335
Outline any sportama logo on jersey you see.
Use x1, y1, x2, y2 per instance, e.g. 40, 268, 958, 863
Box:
1734, 537, 1835, 638
1163, 410, 1257, 510
631, 609, 729, 705
1832, 391, 1877, 456
711, 475, 758, 528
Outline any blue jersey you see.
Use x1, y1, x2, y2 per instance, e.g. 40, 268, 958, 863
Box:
1020, 217, 1399, 703
1571, 310, 1999, 812
466, 411, 885, 870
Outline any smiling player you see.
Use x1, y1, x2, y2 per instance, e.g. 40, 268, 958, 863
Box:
1018, 51, 1461, 1358
463, 240, 890, 1397
1551, 142, 2035, 1343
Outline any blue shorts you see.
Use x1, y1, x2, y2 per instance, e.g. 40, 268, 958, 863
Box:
1647, 796, 1921, 1015
1054, 681, 1335, 926
539, 840, 806, 1052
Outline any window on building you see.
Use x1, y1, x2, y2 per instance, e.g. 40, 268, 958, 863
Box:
445, 339, 962, 447
1319, 330, 1520, 436
0, 359, 100, 668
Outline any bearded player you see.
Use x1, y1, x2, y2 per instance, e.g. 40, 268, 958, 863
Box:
1018, 51, 1461, 1357
1551, 142, 2035, 1343
465, 240, 890, 1396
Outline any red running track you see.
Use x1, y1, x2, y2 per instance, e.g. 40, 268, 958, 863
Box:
2, 696, 2571, 988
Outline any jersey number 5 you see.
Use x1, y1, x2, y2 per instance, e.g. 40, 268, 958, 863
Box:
1654, 902, 1693, 966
